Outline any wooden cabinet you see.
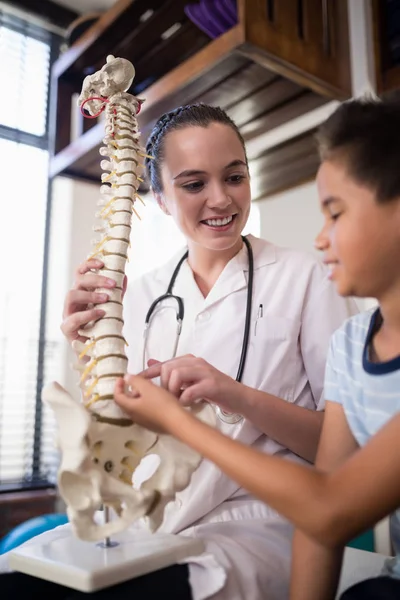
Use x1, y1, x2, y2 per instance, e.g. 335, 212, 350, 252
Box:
49, 0, 351, 199
0, 489, 58, 539
372, 0, 400, 92
240, 0, 350, 98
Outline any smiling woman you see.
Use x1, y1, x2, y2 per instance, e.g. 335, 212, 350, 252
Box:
144, 105, 251, 276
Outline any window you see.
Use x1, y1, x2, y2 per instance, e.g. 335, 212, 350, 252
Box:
0, 9, 60, 491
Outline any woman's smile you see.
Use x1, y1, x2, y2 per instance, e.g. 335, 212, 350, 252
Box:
200, 213, 238, 232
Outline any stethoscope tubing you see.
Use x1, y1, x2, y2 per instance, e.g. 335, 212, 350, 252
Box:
142, 236, 254, 424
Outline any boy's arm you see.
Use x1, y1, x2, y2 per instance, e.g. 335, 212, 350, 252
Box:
289, 401, 359, 600
117, 375, 400, 544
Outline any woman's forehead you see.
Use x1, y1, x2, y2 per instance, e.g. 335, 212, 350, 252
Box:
162, 123, 245, 167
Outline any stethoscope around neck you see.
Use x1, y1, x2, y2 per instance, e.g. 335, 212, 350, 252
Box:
143, 235, 254, 424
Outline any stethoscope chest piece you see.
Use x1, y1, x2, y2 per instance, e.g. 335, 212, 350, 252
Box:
214, 406, 243, 424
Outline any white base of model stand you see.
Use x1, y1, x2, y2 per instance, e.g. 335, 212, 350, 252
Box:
8, 528, 204, 592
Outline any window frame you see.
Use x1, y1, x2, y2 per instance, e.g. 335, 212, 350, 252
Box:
0, 8, 62, 493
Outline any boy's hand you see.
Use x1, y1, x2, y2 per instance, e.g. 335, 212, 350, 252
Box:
139, 355, 241, 413
114, 374, 185, 434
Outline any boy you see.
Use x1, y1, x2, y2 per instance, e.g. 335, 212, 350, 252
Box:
115, 92, 400, 600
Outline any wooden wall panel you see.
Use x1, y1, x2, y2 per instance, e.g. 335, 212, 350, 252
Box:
249, 129, 319, 200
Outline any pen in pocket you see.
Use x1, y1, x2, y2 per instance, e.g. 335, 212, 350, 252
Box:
254, 303, 263, 336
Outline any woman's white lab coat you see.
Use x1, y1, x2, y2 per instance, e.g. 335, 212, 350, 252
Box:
120, 234, 357, 600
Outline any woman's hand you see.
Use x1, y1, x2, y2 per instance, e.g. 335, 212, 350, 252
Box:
140, 355, 243, 413
60, 259, 126, 344
114, 375, 187, 434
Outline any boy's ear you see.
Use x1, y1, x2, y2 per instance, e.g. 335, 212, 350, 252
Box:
154, 192, 170, 216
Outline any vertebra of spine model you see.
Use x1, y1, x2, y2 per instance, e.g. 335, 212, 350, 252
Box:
74, 55, 147, 422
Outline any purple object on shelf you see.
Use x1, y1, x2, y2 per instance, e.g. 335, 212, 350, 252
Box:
184, 2, 221, 39
184, 0, 237, 39
201, 0, 232, 31
214, 0, 237, 27
221, 0, 237, 22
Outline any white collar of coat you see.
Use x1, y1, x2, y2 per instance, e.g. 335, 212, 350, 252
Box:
152, 234, 276, 308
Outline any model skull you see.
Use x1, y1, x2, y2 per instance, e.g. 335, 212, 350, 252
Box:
78, 54, 137, 116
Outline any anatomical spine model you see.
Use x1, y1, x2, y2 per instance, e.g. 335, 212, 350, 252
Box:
42, 55, 215, 542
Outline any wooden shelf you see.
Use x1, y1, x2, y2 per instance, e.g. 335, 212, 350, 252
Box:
49, 0, 351, 199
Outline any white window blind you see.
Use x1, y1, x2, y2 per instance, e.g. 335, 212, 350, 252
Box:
0, 23, 49, 135
0, 9, 60, 490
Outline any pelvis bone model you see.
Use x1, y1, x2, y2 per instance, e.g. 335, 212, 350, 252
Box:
43, 55, 216, 542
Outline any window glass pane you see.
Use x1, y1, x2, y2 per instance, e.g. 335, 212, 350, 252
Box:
0, 26, 50, 136
0, 140, 48, 483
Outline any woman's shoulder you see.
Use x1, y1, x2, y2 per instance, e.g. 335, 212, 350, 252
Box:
250, 235, 326, 275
